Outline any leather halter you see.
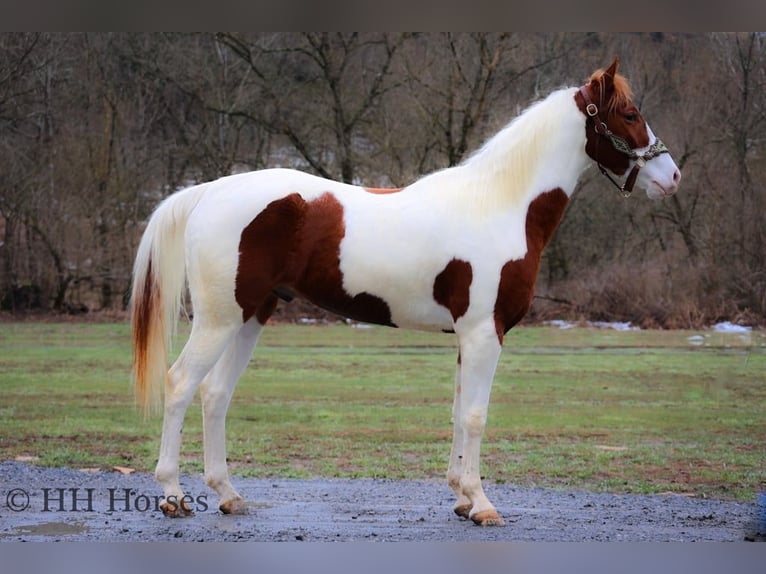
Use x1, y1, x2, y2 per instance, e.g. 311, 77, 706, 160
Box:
579, 85, 669, 197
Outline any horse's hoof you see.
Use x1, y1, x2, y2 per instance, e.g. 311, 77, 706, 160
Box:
219, 497, 248, 515
470, 510, 505, 527
453, 504, 472, 519
160, 498, 194, 518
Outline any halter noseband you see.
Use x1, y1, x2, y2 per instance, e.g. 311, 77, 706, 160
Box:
579, 85, 669, 197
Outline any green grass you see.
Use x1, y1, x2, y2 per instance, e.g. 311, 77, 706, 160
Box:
1, 321, 764, 500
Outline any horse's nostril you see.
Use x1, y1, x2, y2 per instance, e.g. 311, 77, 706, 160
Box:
673, 170, 681, 185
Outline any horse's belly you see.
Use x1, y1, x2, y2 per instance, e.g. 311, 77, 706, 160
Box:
295, 273, 455, 331
336, 245, 455, 329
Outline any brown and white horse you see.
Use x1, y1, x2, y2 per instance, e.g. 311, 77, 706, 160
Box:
131, 58, 680, 526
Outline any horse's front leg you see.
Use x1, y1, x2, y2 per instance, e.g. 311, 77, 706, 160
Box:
453, 320, 504, 526
447, 354, 472, 519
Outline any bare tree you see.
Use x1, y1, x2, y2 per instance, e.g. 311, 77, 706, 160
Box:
709, 32, 766, 316
0, 33, 46, 310
214, 32, 407, 184
0, 33, 762, 325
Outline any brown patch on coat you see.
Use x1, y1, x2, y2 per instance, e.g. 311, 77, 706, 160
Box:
433, 258, 473, 322
493, 189, 569, 342
235, 193, 304, 323
235, 193, 395, 326
364, 187, 403, 195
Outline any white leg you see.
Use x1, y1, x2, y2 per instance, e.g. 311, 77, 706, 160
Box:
155, 320, 239, 517
200, 317, 264, 514
447, 354, 472, 518
455, 319, 504, 526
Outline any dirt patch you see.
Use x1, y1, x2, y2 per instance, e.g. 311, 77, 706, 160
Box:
0, 461, 762, 542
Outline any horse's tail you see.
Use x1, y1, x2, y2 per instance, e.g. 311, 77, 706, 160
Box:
130, 184, 207, 416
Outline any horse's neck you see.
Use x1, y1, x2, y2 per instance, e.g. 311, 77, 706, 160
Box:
460, 87, 588, 213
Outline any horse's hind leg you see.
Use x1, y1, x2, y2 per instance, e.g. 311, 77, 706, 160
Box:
200, 315, 267, 515
155, 319, 240, 517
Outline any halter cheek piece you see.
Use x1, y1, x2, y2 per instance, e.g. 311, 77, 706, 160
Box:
579, 85, 669, 197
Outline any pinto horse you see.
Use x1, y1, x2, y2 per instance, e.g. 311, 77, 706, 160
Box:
131, 58, 680, 526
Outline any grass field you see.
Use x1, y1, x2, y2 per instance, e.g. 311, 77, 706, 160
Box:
1, 321, 764, 501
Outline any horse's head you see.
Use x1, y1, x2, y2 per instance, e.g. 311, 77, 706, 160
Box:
578, 57, 681, 199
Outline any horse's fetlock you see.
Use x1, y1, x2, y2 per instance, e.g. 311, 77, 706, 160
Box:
155, 464, 176, 485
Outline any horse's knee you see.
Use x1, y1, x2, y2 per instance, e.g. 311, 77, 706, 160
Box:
462, 407, 486, 437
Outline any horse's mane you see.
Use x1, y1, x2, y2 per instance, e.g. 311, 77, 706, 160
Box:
588, 68, 633, 113
451, 87, 577, 210
409, 81, 598, 215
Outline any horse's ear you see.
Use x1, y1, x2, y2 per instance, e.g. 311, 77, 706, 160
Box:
605, 57, 620, 79
598, 57, 620, 99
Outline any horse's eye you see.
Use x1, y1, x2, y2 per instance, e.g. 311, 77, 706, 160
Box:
624, 112, 638, 122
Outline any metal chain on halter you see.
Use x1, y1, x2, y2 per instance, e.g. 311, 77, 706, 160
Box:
578, 85, 669, 197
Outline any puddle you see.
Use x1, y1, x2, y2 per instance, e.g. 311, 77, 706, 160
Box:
9, 521, 88, 538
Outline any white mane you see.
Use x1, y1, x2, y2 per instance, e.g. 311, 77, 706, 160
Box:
408, 87, 588, 217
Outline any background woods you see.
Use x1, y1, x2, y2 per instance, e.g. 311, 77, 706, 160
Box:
0, 32, 764, 327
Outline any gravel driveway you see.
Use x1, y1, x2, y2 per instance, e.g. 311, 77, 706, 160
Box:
0, 461, 761, 542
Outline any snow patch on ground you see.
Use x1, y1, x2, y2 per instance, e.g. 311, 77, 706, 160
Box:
545, 320, 639, 331
712, 321, 752, 333
546, 320, 758, 335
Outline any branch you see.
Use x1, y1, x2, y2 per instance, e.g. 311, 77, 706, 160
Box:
533, 293, 574, 306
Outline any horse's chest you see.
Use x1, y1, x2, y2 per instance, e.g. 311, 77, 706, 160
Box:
493, 188, 569, 336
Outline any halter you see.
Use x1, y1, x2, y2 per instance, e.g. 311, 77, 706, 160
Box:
579, 85, 669, 197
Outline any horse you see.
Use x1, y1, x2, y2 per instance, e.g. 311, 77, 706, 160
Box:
131, 58, 681, 527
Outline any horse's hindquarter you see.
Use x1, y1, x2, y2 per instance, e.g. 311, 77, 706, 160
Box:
184, 170, 355, 323
184, 171, 427, 327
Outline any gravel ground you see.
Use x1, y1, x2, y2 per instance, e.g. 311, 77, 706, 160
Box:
0, 461, 762, 542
